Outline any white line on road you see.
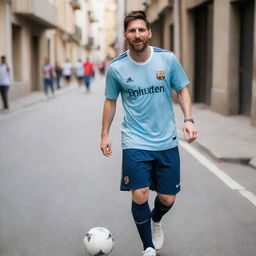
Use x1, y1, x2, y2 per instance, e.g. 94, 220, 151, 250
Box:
179, 140, 256, 207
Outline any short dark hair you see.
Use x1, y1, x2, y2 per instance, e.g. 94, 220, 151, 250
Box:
124, 11, 151, 31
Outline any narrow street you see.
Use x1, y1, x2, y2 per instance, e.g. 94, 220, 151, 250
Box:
0, 75, 256, 256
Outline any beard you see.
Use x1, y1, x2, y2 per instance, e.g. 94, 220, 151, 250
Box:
128, 38, 148, 53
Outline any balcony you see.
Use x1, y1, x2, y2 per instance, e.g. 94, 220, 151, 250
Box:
74, 25, 82, 41
12, 0, 57, 28
88, 10, 98, 23
69, 0, 81, 10
85, 37, 94, 50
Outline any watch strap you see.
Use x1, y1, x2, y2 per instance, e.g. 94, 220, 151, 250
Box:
184, 118, 194, 124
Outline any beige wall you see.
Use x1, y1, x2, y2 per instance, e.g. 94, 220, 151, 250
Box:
146, 0, 169, 23
180, 0, 195, 98
186, 0, 209, 9
105, 1, 117, 59
9, 16, 47, 98
54, 0, 75, 33
0, 1, 12, 66
126, 0, 146, 12
211, 0, 232, 114
12, 0, 57, 27
162, 8, 173, 51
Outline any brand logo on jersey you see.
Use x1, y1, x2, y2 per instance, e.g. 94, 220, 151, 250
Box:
156, 71, 165, 80
124, 176, 130, 185
128, 85, 165, 97
126, 77, 133, 83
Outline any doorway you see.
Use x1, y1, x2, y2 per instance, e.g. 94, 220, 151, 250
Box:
239, 0, 254, 115
12, 25, 22, 81
193, 2, 213, 105
31, 35, 40, 91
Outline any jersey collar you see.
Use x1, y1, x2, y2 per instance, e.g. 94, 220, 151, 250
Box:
127, 46, 153, 66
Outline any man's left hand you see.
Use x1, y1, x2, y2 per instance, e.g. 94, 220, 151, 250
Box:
183, 122, 197, 143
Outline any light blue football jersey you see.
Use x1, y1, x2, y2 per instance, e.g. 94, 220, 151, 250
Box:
105, 46, 189, 150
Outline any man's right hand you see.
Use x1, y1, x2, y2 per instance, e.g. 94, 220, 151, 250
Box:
100, 136, 112, 157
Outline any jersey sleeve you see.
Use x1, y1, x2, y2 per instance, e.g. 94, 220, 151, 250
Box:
105, 65, 122, 99
170, 54, 190, 91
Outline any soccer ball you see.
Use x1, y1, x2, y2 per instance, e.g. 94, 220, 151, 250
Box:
83, 227, 114, 255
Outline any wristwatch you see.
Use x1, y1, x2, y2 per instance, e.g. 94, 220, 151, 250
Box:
184, 118, 195, 124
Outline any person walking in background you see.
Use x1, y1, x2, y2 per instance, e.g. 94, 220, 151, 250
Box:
62, 59, 72, 85
74, 59, 84, 88
55, 62, 62, 89
0, 55, 11, 111
98, 60, 106, 75
100, 11, 197, 256
83, 58, 94, 91
42, 58, 54, 98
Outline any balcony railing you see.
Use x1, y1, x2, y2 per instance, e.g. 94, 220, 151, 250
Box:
69, 0, 81, 10
12, 0, 57, 28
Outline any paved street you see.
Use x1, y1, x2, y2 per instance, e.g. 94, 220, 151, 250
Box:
0, 75, 256, 256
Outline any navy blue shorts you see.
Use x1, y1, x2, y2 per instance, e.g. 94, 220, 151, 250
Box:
121, 147, 180, 195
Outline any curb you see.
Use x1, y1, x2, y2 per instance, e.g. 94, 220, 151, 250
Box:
177, 130, 256, 169
1, 85, 78, 117
249, 158, 256, 169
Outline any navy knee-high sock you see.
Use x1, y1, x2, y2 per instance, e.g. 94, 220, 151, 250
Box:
131, 201, 155, 250
151, 196, 174, 223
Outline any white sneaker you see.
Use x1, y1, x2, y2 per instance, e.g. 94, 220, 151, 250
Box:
142, 247, 156, 256
152, 221, 164, 250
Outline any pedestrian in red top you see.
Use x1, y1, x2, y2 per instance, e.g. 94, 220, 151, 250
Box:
83, 58, 94, 91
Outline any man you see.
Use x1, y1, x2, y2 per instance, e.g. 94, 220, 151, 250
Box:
62, 59, 72, 85
74, 59, 84, 88
83, 58, 94, 91
0, 55, 11, 111
54, 62, 62, 89
100, 11, 197, 256
42, 58, 54, 98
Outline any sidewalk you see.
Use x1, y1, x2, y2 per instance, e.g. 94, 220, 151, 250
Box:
1, 84, 256, 169
6, 84, 78, 112
174, 103, 256, 169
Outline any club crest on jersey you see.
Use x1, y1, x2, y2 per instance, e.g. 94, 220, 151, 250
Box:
124, 176, 129, 185
156, 71, 165, 80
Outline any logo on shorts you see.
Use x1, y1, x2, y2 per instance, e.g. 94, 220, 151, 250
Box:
156, 71, 165, 80
124, 176, 130, 185
176, 183, 180, 188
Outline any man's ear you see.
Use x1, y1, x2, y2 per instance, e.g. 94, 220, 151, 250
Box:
123, 31, 127, 39
149, 29, 152, 39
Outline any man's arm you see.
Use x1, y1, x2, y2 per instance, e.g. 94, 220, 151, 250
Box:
100, 98, 117, 156
176, 86, 197, 143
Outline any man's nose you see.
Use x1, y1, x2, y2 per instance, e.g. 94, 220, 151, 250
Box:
135, 30, 140, 38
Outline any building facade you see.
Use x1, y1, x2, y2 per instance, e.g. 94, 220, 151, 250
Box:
0, 0, 117, 101
0, 0, 58, 98
125, 0, 256, 127
180, 0, 256, 126
0, 0, 84, 99
84, 0, 117, 64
